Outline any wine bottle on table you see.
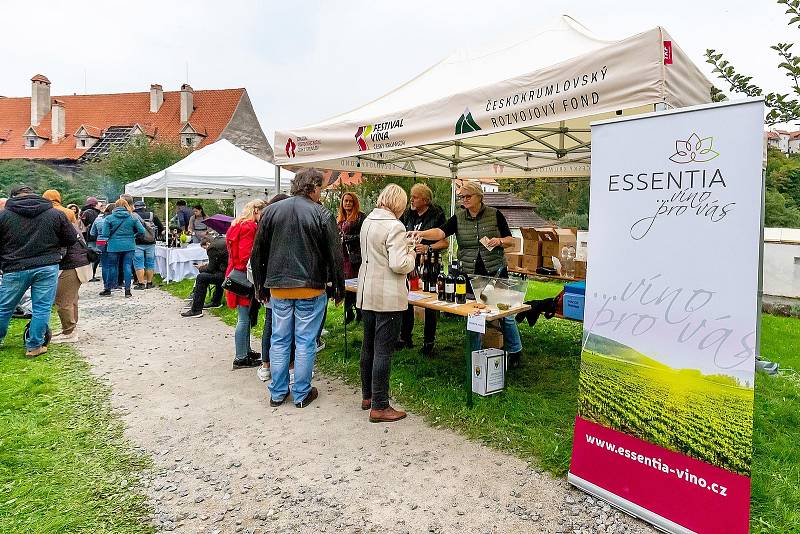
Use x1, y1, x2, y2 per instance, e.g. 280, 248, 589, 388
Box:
436, 254, 445, 300
455, 261, 467, 304
409, 256, 420, 291
421, 250, 430, 292
445, 262, 455, 302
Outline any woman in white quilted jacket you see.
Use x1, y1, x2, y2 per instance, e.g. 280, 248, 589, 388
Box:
356, 184, 416, 423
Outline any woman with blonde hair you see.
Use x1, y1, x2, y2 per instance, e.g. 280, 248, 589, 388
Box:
337, 191, 366, 324
356, 184, 416, 423
409, 179, 525, 368
226, 198, 267, 369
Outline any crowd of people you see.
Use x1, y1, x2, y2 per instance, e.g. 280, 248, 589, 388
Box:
0, 170, 522, 422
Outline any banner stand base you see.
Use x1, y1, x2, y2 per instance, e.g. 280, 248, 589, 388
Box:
567, 472, 696, 534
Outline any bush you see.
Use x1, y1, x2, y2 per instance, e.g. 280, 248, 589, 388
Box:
557, 212, 589, 230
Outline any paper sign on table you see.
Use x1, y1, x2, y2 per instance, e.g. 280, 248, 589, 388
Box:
467, 313, 486, 333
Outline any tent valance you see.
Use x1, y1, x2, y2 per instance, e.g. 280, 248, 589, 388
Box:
274, 16, 712, 179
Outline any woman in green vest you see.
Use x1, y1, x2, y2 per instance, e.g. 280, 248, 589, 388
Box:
410, 181, 524, 368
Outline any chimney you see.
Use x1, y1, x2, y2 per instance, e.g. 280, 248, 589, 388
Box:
150, 83, 163, 112
51, 100, 65, 143
30, 74, 51, 126
180, 83, 193, 123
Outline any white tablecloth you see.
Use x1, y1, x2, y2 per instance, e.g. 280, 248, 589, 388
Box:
155, 244, 209, 282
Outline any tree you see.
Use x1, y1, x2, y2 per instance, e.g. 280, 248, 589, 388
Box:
705, 0, 800, 124
765, 189, 800, 226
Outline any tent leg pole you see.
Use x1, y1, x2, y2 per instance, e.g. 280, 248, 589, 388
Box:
448, 149, 459, 261
165, 187, 170, 285
275, 165, 281, 196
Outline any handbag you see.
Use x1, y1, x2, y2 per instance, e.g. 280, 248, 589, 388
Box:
222, 268, 253, 297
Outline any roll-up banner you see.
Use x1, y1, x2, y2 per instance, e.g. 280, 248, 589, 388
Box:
568, 99, 764, 534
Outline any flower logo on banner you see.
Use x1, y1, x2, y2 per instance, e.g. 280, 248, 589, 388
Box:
355, 125, 373, 151
285, 138, 296, 158
669, 133, 719, 164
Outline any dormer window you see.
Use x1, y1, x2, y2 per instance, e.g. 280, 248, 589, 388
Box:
73, 125, 101, 150
23, 126, 47, 149
29, 139, 35, 148
180, 122, 206, 149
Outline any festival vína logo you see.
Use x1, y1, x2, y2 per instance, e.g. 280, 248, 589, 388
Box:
355, 125, 373, 152
669, 133, 719, 164
285, 138, 296, 158
455, 107, 481, 135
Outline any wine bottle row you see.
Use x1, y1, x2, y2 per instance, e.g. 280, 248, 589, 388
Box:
410, 250, 467, 304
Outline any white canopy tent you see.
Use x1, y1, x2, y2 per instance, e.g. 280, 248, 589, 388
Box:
125, 138, 292, 281
125, 138, 292, 215
275, 16, 712, 184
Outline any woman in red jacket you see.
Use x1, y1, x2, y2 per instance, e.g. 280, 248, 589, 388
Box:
226, 199, 267, 369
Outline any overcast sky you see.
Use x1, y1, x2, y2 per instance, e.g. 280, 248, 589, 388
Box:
2, 0, 796, 145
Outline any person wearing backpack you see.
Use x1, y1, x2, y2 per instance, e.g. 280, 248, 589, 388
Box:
100, 199, 145, 298
132, 200, 164, 290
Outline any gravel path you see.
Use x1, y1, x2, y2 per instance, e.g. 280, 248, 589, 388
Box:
74, 282, 655, 534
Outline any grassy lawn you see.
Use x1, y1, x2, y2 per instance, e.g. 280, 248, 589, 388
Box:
0, 318, 153, 533
161, 277, 800, 533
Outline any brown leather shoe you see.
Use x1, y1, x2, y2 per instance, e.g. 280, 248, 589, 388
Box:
369, 405, 407, 423
25, 346, 48, 359
361, 399, 371, 410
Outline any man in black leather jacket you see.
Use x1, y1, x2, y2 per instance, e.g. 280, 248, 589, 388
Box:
251, 169, 344, 409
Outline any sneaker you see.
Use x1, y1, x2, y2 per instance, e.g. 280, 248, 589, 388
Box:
181, 310, 203, 318
99, 290, 112, 297
269, 395, 286, 407
316, 341, 325, 353
124, 289, 133, 298
232, 358, 260, 370
146, 282, 155, 289
294, 387, 319, 408
203, 303, 224, 309
257, 366, 271, 382
51, 331, 79, 343
133, 283, 146, 290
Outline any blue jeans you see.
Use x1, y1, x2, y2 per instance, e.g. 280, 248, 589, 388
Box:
268, 293, 327, 403
134, 244, 156, 270
105, 250, 135, 290
235, 305, 253, 359
468, 316, 523, 354
0, 265, 59, 350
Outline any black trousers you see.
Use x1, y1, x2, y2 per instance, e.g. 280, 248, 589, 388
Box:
360, 310, 402, 410
400, 305, 437, 346
190, 272, 224, 312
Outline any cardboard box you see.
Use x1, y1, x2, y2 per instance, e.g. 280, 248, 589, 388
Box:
505, 236, 522, 254
482, 324, 504, 350
576, 231, 589, 261
520, 228, 542, 256
543, 256, 555, 269
541, 228, 577, 259
537, 228, 559, 258
472, 348, 505, 396
575, 260, 587, 279
505, 253, 523, 269
522, 255, 541, 272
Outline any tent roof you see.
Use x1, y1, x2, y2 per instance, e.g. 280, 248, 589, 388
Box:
275, 16, 711, 179
125, 139, 291, 199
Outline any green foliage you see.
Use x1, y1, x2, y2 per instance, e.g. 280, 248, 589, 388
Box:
764, 147, 800, 227
0, 160, 91, 206
557, 212, 589, 230
0, 319, 153, 533
83, 137, 188, 200
705, 0, 800, 124
499, 178, 588, 225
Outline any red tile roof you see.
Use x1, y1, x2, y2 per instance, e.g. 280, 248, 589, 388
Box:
0, 88, 244, 160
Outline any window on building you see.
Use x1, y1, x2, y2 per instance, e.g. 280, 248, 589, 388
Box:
28, 139, 35, 148
80, 139, 86, 147
186, 136, 194, 147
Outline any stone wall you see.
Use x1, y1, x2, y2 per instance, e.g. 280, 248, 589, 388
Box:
220, 90, 274, 162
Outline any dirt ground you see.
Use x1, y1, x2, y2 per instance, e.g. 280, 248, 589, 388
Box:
74, 282, 654, 534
